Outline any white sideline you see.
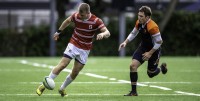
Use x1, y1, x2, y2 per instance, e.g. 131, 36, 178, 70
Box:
19, 60, 199, 96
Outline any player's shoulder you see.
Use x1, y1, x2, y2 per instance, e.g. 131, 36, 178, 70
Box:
90, 14, 100, 20
70, 12, 78, 21
147, 19, 160, 34
90, 14, 104, 23
147, 19, 159, 30
71, 12, 78, 17
135, 20, 139, 29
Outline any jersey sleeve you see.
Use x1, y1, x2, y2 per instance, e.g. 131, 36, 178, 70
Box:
96, 18, 105, 29
147, 20, 160, 35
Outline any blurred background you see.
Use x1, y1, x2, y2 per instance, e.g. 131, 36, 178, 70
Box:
0, 0, 200, 57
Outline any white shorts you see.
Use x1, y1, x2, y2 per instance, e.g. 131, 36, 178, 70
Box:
63, 43, 90, 65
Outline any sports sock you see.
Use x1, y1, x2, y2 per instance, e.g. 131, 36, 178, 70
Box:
60, 74, 73, 90
130, 72, 138, 93
48, 71, 57, 79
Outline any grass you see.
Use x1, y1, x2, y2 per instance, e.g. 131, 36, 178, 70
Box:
0, 56, 200, 101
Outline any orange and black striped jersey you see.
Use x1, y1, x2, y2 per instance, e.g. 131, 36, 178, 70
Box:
135, 19, 160, 50
69, 13, 105, 50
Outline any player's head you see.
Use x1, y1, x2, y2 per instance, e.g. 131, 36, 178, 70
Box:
78, 3, 90, 20
138, 6, 152, 24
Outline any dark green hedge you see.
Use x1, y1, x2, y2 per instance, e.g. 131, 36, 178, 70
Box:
0, 11, 200, 56
162, 12, 200, 56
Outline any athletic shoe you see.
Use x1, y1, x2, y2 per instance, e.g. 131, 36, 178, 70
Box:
58, 89, 67, 97
124, 91, 138, 96
36, 84, 45, 96
147, 68, 160, 78
160, 63, 167, 74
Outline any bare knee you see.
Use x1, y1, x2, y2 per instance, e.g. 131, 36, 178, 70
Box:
130, 63, 138, 72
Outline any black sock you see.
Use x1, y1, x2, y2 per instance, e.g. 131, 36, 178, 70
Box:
130, 72, 138, 93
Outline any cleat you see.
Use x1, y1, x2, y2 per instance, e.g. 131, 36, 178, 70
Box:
147, 68, 160, 78
36, 84, 45, 96
58, 89, 67, 97
160, 63, 167, 74
124, 91, 138, 96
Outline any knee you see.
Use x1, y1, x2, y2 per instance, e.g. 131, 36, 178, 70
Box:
130, 64, 137, 72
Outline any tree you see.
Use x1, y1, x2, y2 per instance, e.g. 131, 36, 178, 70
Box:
159, 0, 178, 33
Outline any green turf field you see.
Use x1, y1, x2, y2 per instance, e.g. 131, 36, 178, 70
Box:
0, 57, 200, 101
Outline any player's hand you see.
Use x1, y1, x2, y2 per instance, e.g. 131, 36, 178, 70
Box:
118, 42, 127, 51
142, 52, 152, 61
53, 32, 60, 41
96, 33, 104, 40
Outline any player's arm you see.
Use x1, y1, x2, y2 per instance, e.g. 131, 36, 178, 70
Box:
118, 27, 139, 51
96, 27, 110, 40
142, 32, 163, 61
53, 16, 72, 41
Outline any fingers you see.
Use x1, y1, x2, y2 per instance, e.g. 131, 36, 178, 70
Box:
53, 35, 59, 41
96, 34, 104, 40
118, 45, 123, 51
118, 43, 126, 51
142, 56, 148, 61
142, 53, 149, 61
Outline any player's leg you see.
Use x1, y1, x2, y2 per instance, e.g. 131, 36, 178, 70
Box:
36, 56, 72, 96
59, 60, 84, 97
124, 47, 144, 96
49, 43, 74, 80
36, 43, 73, 96
124, 59, 141, 96
147, 50, 161, 78
58, 45, 89, 97
50, 56, 72, 77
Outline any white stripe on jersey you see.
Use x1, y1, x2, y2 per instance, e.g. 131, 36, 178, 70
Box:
72, 35, 92, 45
75, 13, 98, 24
98, 24, 104, 29
76, 27, 99, 32
74, 30, 94, 38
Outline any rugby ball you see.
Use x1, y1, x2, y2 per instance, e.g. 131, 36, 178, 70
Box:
43, 76, 55, 90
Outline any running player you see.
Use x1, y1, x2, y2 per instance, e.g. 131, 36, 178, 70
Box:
118, 6, 167, 96
36, 3, 110, 97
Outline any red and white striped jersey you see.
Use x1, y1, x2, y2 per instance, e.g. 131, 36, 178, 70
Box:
69, 12, 105, 50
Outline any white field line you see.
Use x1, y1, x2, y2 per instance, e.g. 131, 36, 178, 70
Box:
0, 93, 197, 96
18, 81, 130, 84
175, 91, 200, 97
19, 60, 199, 96
18, 81, 197, 85
118, 80, 148, 87
149, 85, 172, 90
85, 73, 108, 79
140, 82, 193, 84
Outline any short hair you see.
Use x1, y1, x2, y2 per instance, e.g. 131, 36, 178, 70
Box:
139, 6, 152, 17
78, 3, 90, 13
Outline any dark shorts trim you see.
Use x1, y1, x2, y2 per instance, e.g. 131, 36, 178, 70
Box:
63, 54, 73, 59
63, 54, 85, 65
75, 59, 85, 65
